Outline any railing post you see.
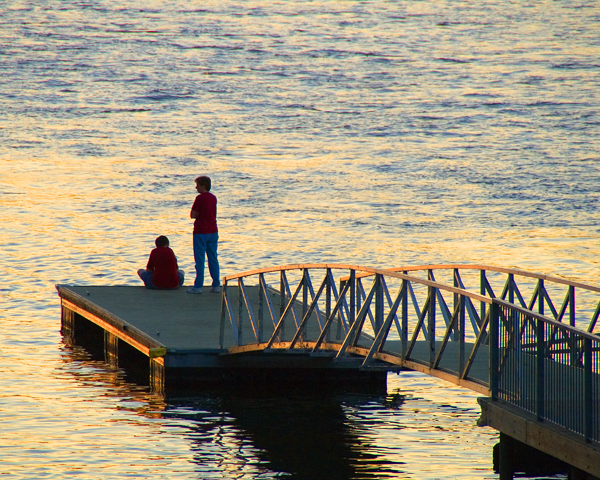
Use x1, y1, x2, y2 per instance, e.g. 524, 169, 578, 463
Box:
258, 273, 264, 343
343, 269, 355, 339
349, 270, 355, 317
302, 269, 308, 341
570, 286, 578, 366
302, 269, 308, 318
355, 278, 361, 327
453, 268, 459, 322
326, 268, 331, 344
569, 285, 575, 327
401, 278, 408, 359
480, 269, 487, 324
219, 280, 226, 349
428, 285, 436, 367
279, 271, 286, 341
375, 274, 384, 333
538, 279, 545, 316
584, 337, 592, 442
490, 301, 500, 399
536, 317, 545, 421
453, 268, 459, 341
513, 305, 523, 401
458, 295, 465, 375
237, 278, 243, 346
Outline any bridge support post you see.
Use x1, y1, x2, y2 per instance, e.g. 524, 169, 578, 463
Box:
498, 433, 514, 480
61, 305, 75, 345
104, 331, 118, 366
150, 358, 164, 395
496, 433, 571, 479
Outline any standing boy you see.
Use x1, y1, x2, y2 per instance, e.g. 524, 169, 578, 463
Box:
138, 235, 185, 289
187, 175, 221, 294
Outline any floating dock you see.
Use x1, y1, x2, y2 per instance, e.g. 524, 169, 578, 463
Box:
57, 284, 389, 396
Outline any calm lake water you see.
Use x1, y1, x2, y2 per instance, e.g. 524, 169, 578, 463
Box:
1, 0, 599, 478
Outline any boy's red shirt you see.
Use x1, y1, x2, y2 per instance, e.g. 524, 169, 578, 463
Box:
146, 246, 180, 289
192, 192, 218, 234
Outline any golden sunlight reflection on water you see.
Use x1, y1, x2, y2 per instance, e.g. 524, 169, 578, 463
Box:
2, 157, 599, 300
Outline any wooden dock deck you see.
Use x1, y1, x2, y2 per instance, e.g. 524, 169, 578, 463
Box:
60, 284, 231, 351
57, 284, 389, 395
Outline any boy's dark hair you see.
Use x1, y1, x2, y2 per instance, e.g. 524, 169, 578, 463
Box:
195, 175, 211, 191
155, 235, 170, 248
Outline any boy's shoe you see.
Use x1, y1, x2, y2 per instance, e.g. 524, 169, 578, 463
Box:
186, 287, 203, 294
210, 286, 221, 293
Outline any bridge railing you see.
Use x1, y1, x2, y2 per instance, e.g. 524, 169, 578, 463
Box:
490, 300, 600, 443
218, 263, 600, 444
219, 264, 494, 394
380, 265, 600, 334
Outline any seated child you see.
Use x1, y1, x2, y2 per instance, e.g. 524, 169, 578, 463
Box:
137, 235, 185, 289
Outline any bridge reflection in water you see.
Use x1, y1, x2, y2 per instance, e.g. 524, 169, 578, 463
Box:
220, 264, 600, 479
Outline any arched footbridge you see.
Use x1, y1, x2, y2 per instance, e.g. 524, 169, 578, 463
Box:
220, 264, 600, 445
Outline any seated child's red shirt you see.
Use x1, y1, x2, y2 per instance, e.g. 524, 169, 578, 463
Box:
147, 246, 180, 289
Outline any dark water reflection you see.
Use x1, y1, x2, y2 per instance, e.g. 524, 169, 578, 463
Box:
59, 343, 410, 479
166, 392, 404, 480
55, 341, 563, 480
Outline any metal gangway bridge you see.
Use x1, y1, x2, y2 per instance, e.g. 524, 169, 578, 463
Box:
219, 264, 600, 478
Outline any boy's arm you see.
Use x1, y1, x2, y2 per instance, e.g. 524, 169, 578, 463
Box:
191, 194, 202, 219
171, 248, 179, 269
146, 251, 155, 271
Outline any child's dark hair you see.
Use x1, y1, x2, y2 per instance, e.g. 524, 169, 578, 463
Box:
195, 175, 211, 191
155, 235, 170, 247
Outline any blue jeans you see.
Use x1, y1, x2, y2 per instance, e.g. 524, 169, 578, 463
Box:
138, 269, 185, 289
193, 233, 220, 288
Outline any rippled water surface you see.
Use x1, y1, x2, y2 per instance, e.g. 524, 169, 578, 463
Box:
1, 1, 599, 478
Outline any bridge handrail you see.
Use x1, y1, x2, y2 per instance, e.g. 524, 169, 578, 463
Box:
493, 298, 600, 341
341, 264, 600, 333
220, 263, 600, 445
220, 264, 497, 395
490, 298, 600, 444
224, 264, 492, 304
345, 264, 600, 294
